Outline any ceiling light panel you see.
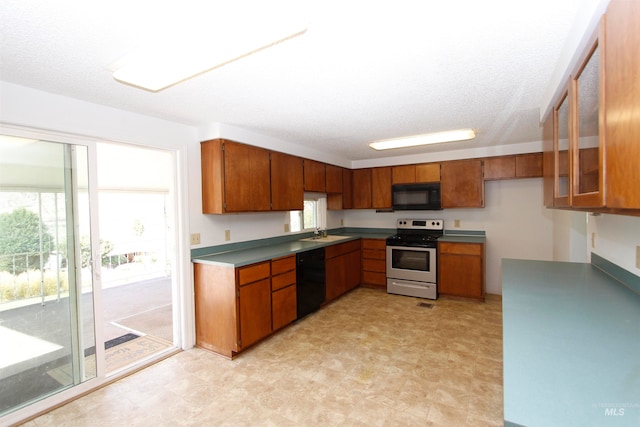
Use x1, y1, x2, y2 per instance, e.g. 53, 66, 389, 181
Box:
369, 129, 476, 150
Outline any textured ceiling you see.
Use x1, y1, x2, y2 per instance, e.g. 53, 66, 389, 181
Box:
0, 0, 585, 161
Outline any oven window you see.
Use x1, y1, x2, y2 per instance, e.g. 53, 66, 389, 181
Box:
391, 248, 430, 271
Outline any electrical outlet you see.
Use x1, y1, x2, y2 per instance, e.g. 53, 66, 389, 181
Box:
341, 219, 344, 226
224, 230, 231, 241
636, 246, 640, 269
284, 223, 290, 233
592, 233, 596, 249
454, 219, 460, 228
190, 233, 201, 245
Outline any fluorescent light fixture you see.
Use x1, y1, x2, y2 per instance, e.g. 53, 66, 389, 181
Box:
113, 25, 307, 92
369, 129, 476, 150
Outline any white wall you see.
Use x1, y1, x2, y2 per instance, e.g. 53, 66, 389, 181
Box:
588, 214, 640, 275
345, 178, 555, 295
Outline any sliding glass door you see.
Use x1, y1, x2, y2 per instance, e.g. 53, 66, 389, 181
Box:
0, 136, 97, 415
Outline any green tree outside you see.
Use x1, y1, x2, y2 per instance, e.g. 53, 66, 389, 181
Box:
0, 207, 54, 274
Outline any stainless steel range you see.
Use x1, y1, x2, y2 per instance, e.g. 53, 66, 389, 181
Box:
386, 218, 443, 299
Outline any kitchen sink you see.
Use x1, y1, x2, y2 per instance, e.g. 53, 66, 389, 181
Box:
299, 235, 352, 242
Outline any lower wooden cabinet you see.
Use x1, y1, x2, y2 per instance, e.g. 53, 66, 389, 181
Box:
271, 255, 297, 331
438, 241, 485, 301
325, 240, 361, 301
361, 238, 386, 289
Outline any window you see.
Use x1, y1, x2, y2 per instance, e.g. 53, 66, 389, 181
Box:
290, 193, 326, 232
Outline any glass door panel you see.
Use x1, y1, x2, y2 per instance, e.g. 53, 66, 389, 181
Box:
0, 136, 96, 415
554, 91, 570, 206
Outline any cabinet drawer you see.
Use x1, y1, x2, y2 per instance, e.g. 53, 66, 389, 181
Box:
361, 239, 387, 250
272, 270, 296, 291
362, 249, 385, 260
438, 242, 482, 256
237, 261, 271, 286
325, 240, 361, 258
363, 259, 386, 273
363, 271, 386, 285
271, 255, 295, 275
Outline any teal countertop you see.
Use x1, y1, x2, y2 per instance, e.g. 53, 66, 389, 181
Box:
192, 232, 392, 267
502, 259, 640, 427
438, 235, 486, 244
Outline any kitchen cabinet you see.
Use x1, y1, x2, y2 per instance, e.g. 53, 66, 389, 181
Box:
372, 167, 392, 209
303, 159, 326, 192
392, 165, 416, 184
605, 0, 640, 210
361, 238, 386, 289
271, 151, 304, 211
416, 163, 441, 182
325, 240, 361, 302
271, 255, 297, 331
194, 260, 272, 358
201, 139, 271, 213
440, 159, 484, 208
342, 168, 353, 209
352, 168, 372, 209
483, 153, 542, 180
543, 2, 640, 214
327, 165, 344, 210
325, 164, 343, 193
438, 241, 485, 301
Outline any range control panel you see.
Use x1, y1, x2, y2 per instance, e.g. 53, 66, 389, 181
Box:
396, 219, 443, 231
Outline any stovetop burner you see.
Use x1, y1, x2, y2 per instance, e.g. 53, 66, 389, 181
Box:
386, 218, 444, 248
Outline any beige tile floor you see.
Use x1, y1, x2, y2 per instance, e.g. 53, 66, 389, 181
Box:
24, 287, 503, 426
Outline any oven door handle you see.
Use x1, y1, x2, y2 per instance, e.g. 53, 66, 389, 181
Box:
388, 280, 432, 289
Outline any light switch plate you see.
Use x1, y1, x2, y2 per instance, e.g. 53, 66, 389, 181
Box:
190, 233, 201, 245
592, 233, 596, 249
454, 219, 461, 228
636, 246, 640, 269
224, 230, 231, 241
284, 223, 290, 233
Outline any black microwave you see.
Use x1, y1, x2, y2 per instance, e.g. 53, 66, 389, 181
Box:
392, 183, 442, 210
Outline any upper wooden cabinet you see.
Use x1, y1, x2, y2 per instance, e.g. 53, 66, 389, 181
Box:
543, 2, 640, 214
342, 168, 353, 209
352, 168, 372, 209
303, 159, 326, 192
416, 163, 441, 182
441, 159, 484, 208
484, 153, 542, 180
605, 0, 640, 209
372, 167, 392, 209
325, 165, 343, 193
201, 139, 271, 213
271, 152, 304, 211
392, 163, 440, 184
392, 165, 416, 184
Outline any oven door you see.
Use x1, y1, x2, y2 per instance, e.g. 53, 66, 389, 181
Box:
386, 245, 436, 283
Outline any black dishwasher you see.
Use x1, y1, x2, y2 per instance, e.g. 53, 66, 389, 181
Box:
296, 248, 326, 319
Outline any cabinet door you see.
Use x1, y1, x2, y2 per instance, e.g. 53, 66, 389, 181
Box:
438, 242, 484, 300
554, 90, 571, 207
271, 152, 303, 211
441, 159, 484, 208
515, 153, 543, 178
325, 256, 344, 302
326, 165, 343, 193
605, 0, 640, 209
416, 163, 440, 182
372, 167, 392, 209
272, 285, 296, 331
483, 156, 515, 180
345, 249, 362, 291
542, 114, 555, 207
392, 165, 416, 184
201, 140, 225, 214
572, 20, 604, 207
224, 141, 271, 212
352, 168, 372, 209
303, 159, 326, 192
238, 278, 272, 349
342, 169, 353, 209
